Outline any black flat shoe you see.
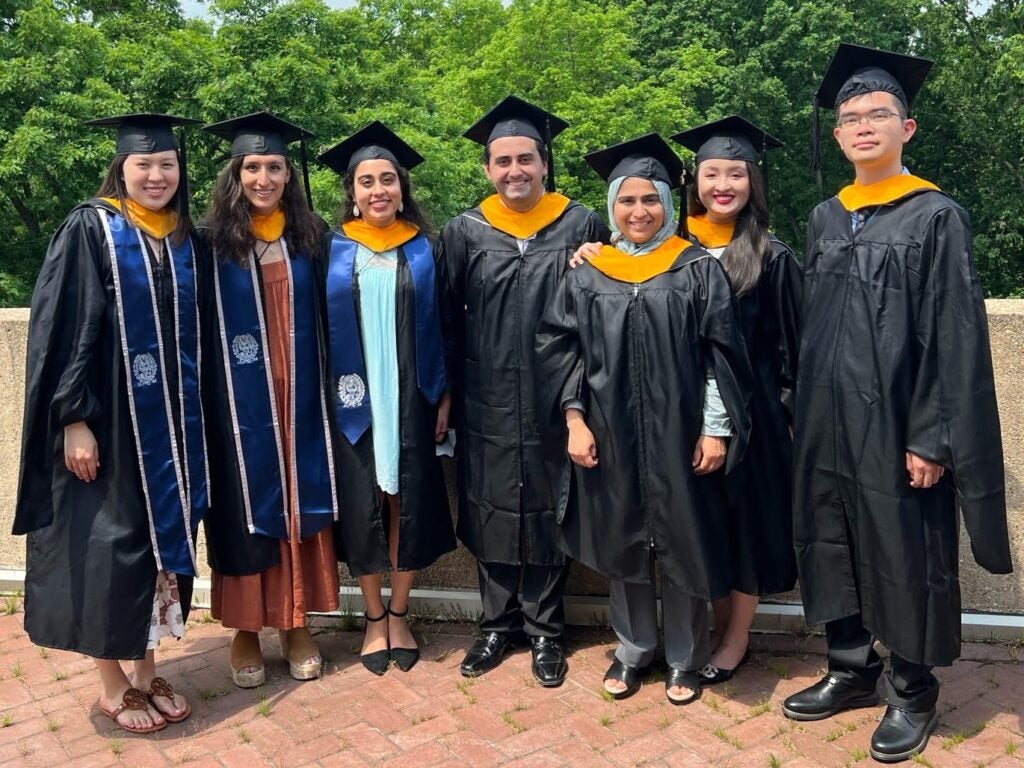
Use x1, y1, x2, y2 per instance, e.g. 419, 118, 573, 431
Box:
782, 675, 879, 721
603, 659, 646, 700
870, 705, 938, 763
360, 609, 389, 676
665, 668, 701, 705
387, 603, 420, 673
460, 632, 511, 677
530, 636, 567, 687
698, 648, 751, 685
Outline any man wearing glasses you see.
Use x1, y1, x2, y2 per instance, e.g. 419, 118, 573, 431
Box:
783, 43, 1011, 763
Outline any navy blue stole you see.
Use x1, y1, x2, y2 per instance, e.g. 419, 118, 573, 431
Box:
212, 244, 338, 541
326, 231, 446, 444
96, 208, 208, 576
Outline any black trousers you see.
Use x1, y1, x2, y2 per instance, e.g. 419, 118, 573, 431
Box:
476, 561, 569, 638
826, 613, 939, 712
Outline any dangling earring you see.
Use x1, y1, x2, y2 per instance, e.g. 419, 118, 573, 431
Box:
352, 205, 361, 218
398, 202, 404, 213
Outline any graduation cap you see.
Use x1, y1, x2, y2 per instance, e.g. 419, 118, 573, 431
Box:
811, 43, 933, 172
318, 120, 424, 176
671, 115, 783, 165
584, 133, 691, 235
84, 113, 200, 155
463, 95, 570, 192
203, 111, 316, 208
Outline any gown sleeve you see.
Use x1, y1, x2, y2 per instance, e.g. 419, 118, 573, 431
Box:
438, 218, 467, 428
14, 207, 108, 534
768, 241, 803, 422
534, 269, 586, 448
697, 257, 753, 472
904, 204, 1011, 575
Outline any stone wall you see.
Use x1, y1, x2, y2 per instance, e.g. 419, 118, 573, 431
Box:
2, 303, 1022, 615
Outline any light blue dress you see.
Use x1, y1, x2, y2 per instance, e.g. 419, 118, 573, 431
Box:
355, 244, 400, 495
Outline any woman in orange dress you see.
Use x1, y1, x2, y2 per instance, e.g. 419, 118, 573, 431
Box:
199, 112, 340, 686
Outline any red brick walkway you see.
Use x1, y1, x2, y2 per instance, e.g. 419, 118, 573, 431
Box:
0, 603, 1020, 767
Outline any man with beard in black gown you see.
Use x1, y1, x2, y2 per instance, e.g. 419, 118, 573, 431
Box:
782, 43, 1012, 763
440, 96, 607, 686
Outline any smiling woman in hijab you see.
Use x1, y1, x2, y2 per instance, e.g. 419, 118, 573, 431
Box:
535, 133, 752, 706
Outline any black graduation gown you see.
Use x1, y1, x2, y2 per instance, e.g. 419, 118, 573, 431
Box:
534, 245, 753, 598
689, 235, 802, 596
15, 199, 195, 660
323, 233, 455, 576
439, 201, 608, 566
196, 228, 340, 577
794, 189, 1012, 666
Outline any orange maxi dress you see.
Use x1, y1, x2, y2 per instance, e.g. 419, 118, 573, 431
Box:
211, 258, 339, 631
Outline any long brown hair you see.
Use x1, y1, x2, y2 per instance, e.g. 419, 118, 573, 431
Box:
95, 153, 193, 246
339, 161, 432, 235
689, 159, 771, 296
203, 156, 322, 265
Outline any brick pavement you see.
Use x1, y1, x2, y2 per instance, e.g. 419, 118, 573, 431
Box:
0, 600, 1020, 767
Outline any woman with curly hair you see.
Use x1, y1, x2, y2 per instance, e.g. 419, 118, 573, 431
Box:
199, 111, 339, 687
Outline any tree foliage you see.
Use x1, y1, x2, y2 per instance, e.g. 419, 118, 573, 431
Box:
1, 0, 1022, 304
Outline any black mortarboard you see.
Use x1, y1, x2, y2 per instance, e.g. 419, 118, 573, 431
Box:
583, 133, 684, 189
84, 113, 199, 155
811, 43, 933, 173
204, 110, 316, 208
584, 133, 692, 236
463, 96, 569, 192
671, 115, 784, 165
318, 120, 425, 175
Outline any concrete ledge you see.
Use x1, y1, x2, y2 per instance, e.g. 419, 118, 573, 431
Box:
3, 302, 1024, 617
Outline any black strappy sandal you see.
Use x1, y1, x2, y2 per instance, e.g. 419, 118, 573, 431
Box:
603, 659, 646, 700
387, 603, 420, 672
360, 609, 389, 676
665, 667, 702, 705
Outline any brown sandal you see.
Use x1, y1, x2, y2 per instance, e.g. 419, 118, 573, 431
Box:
146, 677, 191, 723
99, 687, 167, 734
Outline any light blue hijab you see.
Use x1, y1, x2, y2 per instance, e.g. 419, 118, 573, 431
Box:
607, 176, 677, 256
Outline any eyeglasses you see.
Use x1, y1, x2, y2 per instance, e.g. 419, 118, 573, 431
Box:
836, 110, 903, 129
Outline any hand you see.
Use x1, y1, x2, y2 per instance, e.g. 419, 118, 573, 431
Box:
906, 451, 944, 489
568, 242, 603, 268
435, 393, 451, 443
692, 435, 726, 475
64, 421, 100, 482
566, 409, 598, 468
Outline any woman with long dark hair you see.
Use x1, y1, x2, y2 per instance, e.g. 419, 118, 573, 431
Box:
537, 134, 751, 704
199, 111, 340, 687
15, 113, 203, 734
671, 115, 802, 684
318, 121, 454, 675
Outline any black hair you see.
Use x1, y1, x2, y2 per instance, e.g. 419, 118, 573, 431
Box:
339, 160, 432, 234
689, 159, 771, 296
96, 152, 193, 247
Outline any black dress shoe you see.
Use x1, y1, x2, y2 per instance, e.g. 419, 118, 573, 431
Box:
870, 705, 938, 763
530, 636, 567, 687
665, 667, 701, 705
782, 675, 879, 721
460, 632, 511, 677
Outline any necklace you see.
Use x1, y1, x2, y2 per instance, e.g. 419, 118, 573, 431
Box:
254, 240, 274, 261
